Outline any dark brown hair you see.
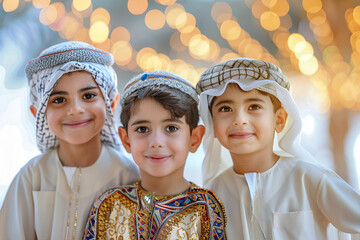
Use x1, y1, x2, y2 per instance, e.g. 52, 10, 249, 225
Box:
121, 85, 199, 132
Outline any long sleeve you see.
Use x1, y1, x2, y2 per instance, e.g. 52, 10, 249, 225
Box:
0, 168, 36, 240
317, 170, 360, 233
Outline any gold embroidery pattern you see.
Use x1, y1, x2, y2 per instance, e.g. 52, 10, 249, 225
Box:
96, 190, 137, 240
83, 183, 226, 239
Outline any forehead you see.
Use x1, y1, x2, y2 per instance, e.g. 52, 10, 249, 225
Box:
53, 71, 98, 89
131, 98, 170, 117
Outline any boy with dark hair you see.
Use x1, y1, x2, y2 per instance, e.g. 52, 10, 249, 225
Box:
83, 71, 227, 240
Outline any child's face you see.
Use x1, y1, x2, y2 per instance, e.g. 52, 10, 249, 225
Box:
119, 98, 203, 179
211, 84, 285, 158
45, 71, 106, 146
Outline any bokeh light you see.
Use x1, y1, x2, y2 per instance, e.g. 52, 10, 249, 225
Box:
176, 13, 196, 34
145, 9, 165, 30
260, 11, 280, 31
111, 27, 131, 43
299, 55, 319, 75
189, 34, 210, 59
302, 0, 322, 14
271, 0, 289, 17
288, 33, 305, 51
302, 114, 315, 135
90, 8, 110, 25
165, 3, 185, 29
220, 20, 241, 40
128, 0, 148, 15
3, 0, 19, 12
73, 0, 91, 12
112, 41, 133, 66
211, 2, 232, 23
40, 4, 58, 25
33, 0, 50, 9
89, 21, 109, 43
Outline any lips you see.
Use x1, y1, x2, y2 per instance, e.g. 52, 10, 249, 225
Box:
146, 154, 171, 162
229, 131, 254, 139
63, 119, 93, 128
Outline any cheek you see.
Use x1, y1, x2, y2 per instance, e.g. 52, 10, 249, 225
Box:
129, 135, 146, 152
45, 109, 57, 124
45, 111, 60, 133
212, 117, 226, 137
93, 105, 107, 124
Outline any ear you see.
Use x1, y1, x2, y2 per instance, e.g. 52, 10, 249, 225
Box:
118, 126, 131, 153
111, 93, 120, 113
275, 107, 288, 133
30, 105, 37, 118
189, 125, 205, 153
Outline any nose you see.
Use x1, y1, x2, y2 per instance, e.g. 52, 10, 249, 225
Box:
233, 110, 248, 126
149, 130, 164, 149
67, 99, 85, 115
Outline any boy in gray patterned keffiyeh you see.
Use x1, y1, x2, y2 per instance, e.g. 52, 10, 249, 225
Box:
0, 41, 139, 240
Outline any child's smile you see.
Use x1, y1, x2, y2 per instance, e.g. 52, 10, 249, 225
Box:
119, 97, 194, 180
228, 130, 255, 140
211, 84, 278, 158
46, 71, 106, 147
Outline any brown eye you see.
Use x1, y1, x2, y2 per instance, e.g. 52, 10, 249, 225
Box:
83, 93, 96, 100
219, 106, 232, 112
166, 125, 178, 133
52, 97, 66, 104
136, 126, 149, 133
249, 105, 261, 110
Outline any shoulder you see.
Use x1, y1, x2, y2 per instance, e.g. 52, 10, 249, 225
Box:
187, 185, 227, 233
280, 157, 334, 178
188, 185, 227, 214
15, 149, 58, 181
95, 184, 139, 207
273, 157, 346, 191
205, 167, 234, 189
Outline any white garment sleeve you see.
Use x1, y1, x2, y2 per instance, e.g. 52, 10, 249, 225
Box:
317, 170, 360, 234
0, 170, 36, 240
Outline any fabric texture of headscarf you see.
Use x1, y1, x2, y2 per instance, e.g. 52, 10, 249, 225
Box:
26, 41, 120, 152
196, 58, 314, 186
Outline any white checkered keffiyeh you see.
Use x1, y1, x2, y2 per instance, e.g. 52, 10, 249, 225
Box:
196, 58, 314, 186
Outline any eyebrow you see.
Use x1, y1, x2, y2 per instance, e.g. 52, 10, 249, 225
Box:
130, 118, 184, 127
50, 86, 99, 96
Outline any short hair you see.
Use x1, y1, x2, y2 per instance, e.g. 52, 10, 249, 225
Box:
259, 90, 282, 112
121, 85, 199, 133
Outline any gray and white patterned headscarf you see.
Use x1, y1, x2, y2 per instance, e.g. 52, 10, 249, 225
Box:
196, 58, 314, 186
25, 41, 121, 152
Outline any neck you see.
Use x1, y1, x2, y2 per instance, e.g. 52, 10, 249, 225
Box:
140, 172, 190, 195
231, 151, 279, 174
57, 137, 103, 168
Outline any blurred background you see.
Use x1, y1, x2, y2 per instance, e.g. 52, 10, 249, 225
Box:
0, 0, 360, 216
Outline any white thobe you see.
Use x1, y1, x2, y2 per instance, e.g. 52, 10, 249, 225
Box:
207, 157, 360, 240
0, 145, 139, 240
